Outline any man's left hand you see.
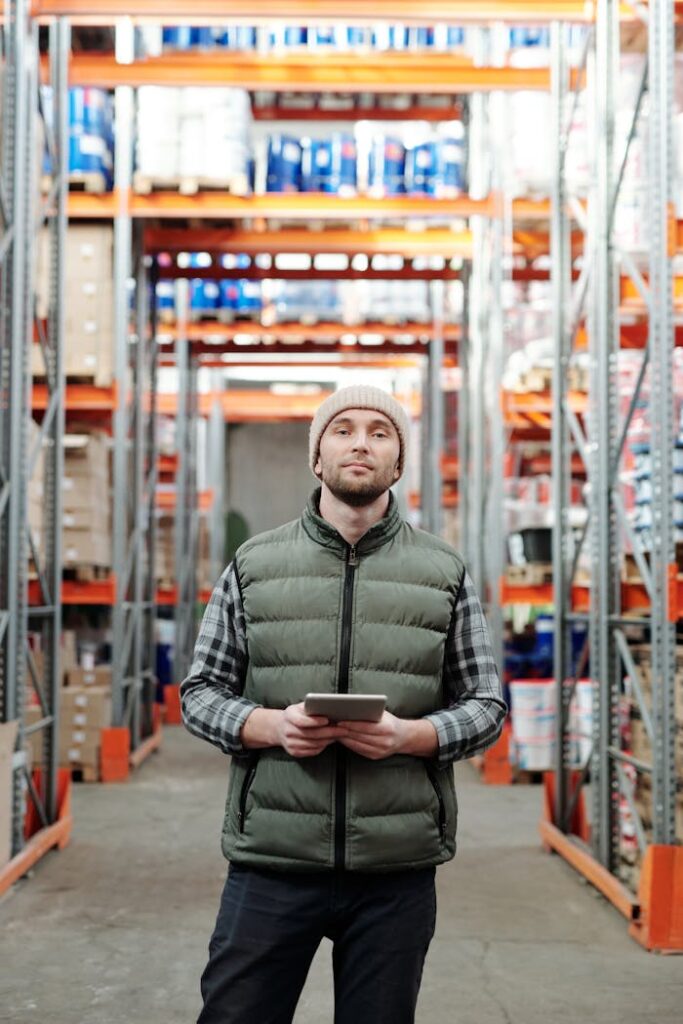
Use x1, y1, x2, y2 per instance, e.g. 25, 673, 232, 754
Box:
337, 712, 438, 760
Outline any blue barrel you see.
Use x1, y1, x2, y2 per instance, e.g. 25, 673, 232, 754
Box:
405, 142, 437, 195
269, 26, 307, 48
368, 136, 405, 196
162, 26, 193, 49
447, 27, 466, 47
69, 88, 110, 177
190, 279, 220, 317
509, 27, 550, 48
219, 281, 239, 313
436, 138, 465, 196
371, 25, 409, 50
222, 26, 257, 49
190, 27, 215, 48
408, 27, 434, 49
301, 134, 357, 194
236, 280, 262, 315
267, 135, 302, 192
156, 282, 175, 315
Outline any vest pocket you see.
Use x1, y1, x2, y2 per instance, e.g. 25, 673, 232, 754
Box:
424, 761, 447, 841
238, 756, 259, 833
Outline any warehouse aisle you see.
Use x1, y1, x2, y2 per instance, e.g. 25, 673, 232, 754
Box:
1, 728, 681, 1024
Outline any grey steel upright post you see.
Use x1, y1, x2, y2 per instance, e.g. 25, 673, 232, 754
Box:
427, 280, 444, 537
173, 279, 194, 685
590, 0, 620, 871
0, 0, 31, 854
458, 263, 471, 560
550, 21, 574, 832
112, 21, 135, 731
648, 0, 677, 846
208, 374, 226, 585
24, 16, 69, 826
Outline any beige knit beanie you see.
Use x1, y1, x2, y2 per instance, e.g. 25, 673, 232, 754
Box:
309, 385, 409, 478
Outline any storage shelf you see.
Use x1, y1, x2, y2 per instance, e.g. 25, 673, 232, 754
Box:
156, 387, 420, 421
29, 575, 117, 606
252, 103, 463, 122
158, 321, 461, 343
500, 578, 683, 618
59, 51, 553, 94
156, 585, 213, 606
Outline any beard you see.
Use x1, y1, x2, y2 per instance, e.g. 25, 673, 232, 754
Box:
317, 457, 397, 508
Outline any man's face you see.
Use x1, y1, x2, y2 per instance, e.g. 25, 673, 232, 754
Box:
315, 408, 401, 508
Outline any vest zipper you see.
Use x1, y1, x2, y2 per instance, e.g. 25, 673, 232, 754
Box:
425, 761, 447, 840
238, 759, 258, 833
335, 543, 357, 869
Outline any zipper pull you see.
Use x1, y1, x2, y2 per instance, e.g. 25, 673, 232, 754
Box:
348, 545, 357, 566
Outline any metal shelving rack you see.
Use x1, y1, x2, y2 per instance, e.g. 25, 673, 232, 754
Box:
110, 20, 160, 759
0, 2, 72, 891
544, 1, 683, 953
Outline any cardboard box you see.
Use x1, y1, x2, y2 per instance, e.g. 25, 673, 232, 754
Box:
66, 225, 113, 282
0, 721, 19, 869
62, 475, 111, 513
61, 684, 111, 713
64, 668, 112, 692
62, 529, 111, 568
63, 432, 110, 479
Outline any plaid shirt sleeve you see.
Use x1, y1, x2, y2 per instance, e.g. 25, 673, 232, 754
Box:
179, 561, 257, 757
424, 570, 508, 768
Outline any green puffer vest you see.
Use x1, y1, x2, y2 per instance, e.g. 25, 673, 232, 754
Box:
222, 489, 466, 873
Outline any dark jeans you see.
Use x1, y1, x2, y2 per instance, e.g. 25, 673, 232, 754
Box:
198, 863, 437, 1024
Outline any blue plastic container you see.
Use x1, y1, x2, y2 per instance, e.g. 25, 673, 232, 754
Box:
191, 27, 215, 48
266, 135, 302, 192
368, 136, 405, 196
405, 142, 437, 195
408, 27, 435, 49
236, 280, 262, 315
269, 26, 307, 48
190, 279, 220, 316
222, 26, 257, 50
509, 27, 550, 48
371, 25, 409, 51
437, 138, 465, 196
301, 135, 357, 194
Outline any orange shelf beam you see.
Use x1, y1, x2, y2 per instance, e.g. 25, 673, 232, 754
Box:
252, 103, 463, 122
27, 2, 606, 24
30, 576, 117, 606
157, 587, 213, 606
62, 52, 553, 94
157, 387, 420, 422
133, 192, 493, 220
158, 322, 461, 343
0, 775, 72, 897
156, 488, 214, 511
32, 383, 117, 413
145, 226, 474, 258
67, 190, 551, 224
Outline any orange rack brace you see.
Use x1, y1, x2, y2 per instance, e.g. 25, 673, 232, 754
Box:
0, 768, 73, 897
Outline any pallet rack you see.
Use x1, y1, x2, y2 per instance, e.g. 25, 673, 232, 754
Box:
2, 0, 680, 949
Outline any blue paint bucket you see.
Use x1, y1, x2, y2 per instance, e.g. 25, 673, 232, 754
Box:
222, 26, 257, 50
301, 135, 357, 194
236, 280, 262, 315
267, 135, 302, 192
368, 136, 405, 196
219, 281, 239, 313
269, 26, 307, 48
408, 27, 434, 49
190, 27, 215, 48
156, 282, 175, 314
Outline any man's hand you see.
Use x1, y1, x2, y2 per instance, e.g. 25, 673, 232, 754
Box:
241, 703, 346, 758
337, 712, 439, 760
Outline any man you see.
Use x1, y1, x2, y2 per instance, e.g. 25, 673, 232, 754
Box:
182, 384, 507, 1024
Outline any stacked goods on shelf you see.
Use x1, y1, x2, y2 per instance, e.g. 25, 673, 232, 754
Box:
262, 128, 464, 198
34, 224, 115, 386
25, 688, 112, 782
139, 24, 468, 55
24, 629, 113, 781
629, 644, 683, 826
508, 675, 593, 773
155, 515, 175, 589
62, 432, 111, 572
135, 87, 252, 193
0, 720, 18, 869
42, 87, 115, 193
27, 418, 46, 569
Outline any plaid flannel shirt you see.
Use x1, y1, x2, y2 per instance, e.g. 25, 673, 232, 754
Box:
181, 562, 507, 768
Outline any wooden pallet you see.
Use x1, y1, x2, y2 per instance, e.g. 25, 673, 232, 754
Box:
68, 763, 100, 783
63, 565, 111, 584
133, 171, 249, 196
505, 562, 553, 587
68, 171, 110, 194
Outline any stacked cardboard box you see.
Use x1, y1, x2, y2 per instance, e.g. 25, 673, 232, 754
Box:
155, 515, 175, 586
0, 721, 18, 870
34, 225, 114, 386
629, 643, 683, 843
62, 432, 111, 569
25, 686, 111, 779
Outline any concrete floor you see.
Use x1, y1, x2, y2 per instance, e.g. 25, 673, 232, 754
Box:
1, 728, 682, 1024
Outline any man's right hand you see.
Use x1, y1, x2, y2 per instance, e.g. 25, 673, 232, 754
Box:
241, 703, 346, 758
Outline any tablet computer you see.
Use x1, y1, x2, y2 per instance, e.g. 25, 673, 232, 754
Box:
304, 693, 386, 722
